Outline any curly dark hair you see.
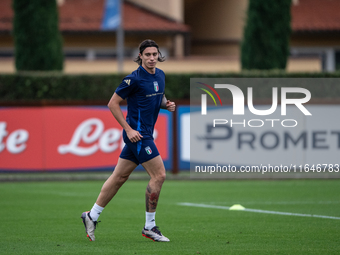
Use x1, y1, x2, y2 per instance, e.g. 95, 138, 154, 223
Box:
134, 39, 165, 65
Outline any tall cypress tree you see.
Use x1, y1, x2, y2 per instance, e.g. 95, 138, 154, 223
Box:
241, 0, 291, 70
13, 0, 63, 71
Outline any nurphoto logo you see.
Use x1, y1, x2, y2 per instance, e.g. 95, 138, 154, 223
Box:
199, 83, 312, 128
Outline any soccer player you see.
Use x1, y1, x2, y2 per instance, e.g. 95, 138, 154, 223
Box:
81, 39, 175, 242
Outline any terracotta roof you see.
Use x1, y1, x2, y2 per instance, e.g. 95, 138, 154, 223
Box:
2, 0, 339, 34
58, 0, 104, 31
291, 0, 340, 32
0, 0, 13, 31
0, 0, 189, 33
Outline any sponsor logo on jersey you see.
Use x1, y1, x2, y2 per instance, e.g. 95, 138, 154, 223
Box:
124, 79, 131, 86
145, 146, 152, 155
153, 81, 159, 92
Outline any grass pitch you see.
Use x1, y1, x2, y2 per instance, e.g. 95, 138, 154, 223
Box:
1, 178, 339, 254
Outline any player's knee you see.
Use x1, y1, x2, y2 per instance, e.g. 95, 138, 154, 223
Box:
116, 175, 129, 186
155, 172, 166, 184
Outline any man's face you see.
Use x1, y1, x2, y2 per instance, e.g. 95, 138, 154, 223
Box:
140, 47, 158, 70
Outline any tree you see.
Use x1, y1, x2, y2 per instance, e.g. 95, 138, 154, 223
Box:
13, 0, 63, 71
241, 0, 291, 70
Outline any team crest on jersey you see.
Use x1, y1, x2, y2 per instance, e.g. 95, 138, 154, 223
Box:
145, 146, 152, 155
124, 79, 131, 86
153, 81, 159, 92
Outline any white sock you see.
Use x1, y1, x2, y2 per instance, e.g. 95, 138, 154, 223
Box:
89, 203, 104, 222
145, 212, 156, 230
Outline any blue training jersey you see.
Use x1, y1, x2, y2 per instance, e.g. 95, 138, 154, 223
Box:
115, 65, 165, 140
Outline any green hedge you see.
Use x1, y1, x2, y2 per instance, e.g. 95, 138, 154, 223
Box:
1, 72, 340, 102
241, 0, 291, 70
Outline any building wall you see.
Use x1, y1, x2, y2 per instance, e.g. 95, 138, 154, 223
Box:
290, 33, 340, 72
129, 0, 184, 22
0, 35, 13, 48
128, 0, 248, 57
62, 34, 173, 59
185, 0, 248, 56
1, 0, 338, 70
291, 34, 340, 48
0, 34, 14, 57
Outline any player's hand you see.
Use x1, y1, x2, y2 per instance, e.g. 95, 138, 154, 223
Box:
126, 129, 143, 143
166, 100, 176, 112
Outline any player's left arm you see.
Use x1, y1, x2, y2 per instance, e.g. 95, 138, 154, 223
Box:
161, 94, 176, 112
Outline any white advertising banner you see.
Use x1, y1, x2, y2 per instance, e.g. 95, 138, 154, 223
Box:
182, 78, 340, 178
189, 105, 339, 165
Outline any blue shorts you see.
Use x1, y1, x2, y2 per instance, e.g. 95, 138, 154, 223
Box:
119, 138, 160, 165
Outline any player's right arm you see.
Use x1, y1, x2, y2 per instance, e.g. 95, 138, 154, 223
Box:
107, 93, 143, 143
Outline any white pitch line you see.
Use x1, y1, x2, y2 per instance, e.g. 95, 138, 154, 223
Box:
178, 203, 340, 220
210, 201, 340, 205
